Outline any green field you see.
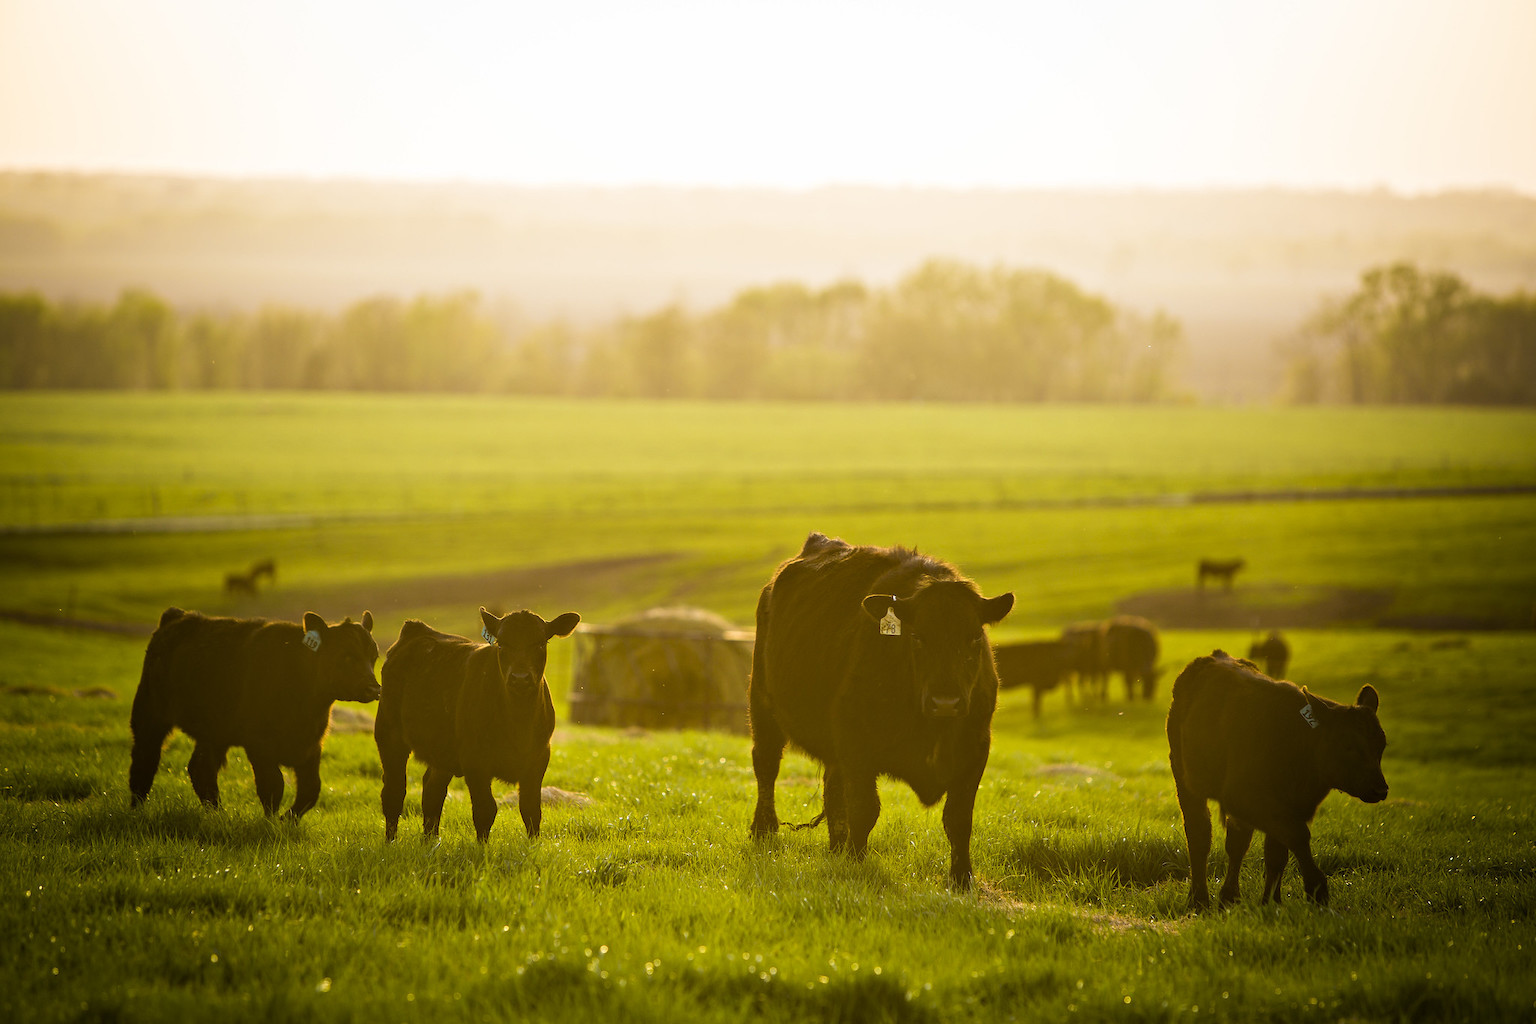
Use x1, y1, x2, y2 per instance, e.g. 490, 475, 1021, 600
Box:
2, 394, 1535, 1022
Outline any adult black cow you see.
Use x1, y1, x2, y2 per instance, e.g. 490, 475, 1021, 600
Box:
748, 532, 1014, 888
1167, 650, 1388, 909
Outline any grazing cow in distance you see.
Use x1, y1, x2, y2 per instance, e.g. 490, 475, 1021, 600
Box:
129, 607, 380, 816
1166, 650, 1388, 909
375, 607, 580, 842
1060, 620, 1108, 701
993, 639, 1073, 718
1104, 615, 1162, 701
250, 558, 277, 585
1248, 631, 1291, 679
1197, 558, 1246, 591
748, 532, 1014, 888
224, 570, 258, 596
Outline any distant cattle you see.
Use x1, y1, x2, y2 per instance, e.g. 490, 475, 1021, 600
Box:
129, 607, 380, 816
1104, 615, 1162, 701
747, 532, 1014, 888
1166, 650, 1388, 908
1197, 558, 1246, 591
1060, 620, 1109, 701
375, 607, 580, 842
249, 558, 277, 585
993, 640, 1074, 718
1248, 631, 1291, 679
224, 570, 258, 596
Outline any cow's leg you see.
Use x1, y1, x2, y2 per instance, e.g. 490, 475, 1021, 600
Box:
377, 732, 409, 842
941, 746, 990, 890
248, 751, 285, 815
843, 765, 881, 862
128, 712, 172, 809
1261, 833, 1289, 904
186, 742, 227, 808
1218, 814, 1254, 906
823, 763, 848, 853
465, 772, 498, 843
1123, 671, 1135, 703
421, 765, 451, 838
1031, 686, 1043, 718
748, 691, 786, 838
1174, 778, 1212, 910
284, 748, 322, 820
1268, 821, 1327, 905
519, 747, 550, 838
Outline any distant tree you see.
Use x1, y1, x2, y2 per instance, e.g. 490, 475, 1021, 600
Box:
1287, 262, 1536, 405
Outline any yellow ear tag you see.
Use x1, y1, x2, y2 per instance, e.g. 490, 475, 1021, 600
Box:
302, 630, 322, 652
880, 608, 902, 636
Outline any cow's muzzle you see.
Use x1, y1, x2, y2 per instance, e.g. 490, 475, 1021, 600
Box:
924, 695, 965, 718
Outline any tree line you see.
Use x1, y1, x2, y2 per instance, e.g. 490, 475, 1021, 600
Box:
1282, 263, 1536, 405
0, 260, 1183, 402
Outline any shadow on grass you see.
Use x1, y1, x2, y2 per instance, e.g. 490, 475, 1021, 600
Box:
68, 801, 293, 849
995, 831, 1187, 888
0, 764, 98, 802
480, 960, 940, 1024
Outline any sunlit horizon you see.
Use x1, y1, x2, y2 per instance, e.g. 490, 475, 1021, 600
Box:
3, 0, 1534, 194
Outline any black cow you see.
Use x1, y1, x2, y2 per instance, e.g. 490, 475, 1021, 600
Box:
748, 532, 1014, 887
129, 608, 380, 816
1167, 650, 1388, 909
375, 607, 580, 842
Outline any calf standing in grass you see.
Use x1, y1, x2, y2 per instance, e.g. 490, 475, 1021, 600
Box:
129, 607, 380, 816
1060, 620, 1108, 701
1248, 630, 1291, 679
993, 639, 1073, 718
1104, 615, 1161, 701
1166, 650, 1388, 908
375, 607, 580, 842
748, 532, 1014, 888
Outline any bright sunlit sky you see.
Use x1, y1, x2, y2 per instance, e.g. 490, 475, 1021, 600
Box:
2, 0, 1533, 192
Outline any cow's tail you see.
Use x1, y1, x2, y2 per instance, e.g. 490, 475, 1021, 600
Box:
786, 812, 826, 831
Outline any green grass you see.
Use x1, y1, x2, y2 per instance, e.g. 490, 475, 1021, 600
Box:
1, 629, 1534, 1022
1, 393, 1535, 1021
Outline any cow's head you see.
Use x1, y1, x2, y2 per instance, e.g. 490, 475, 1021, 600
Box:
862, 581, 1014, 719
1306, 684, 1389, 803
480, 607, 581, 697
302, 610, 380, 703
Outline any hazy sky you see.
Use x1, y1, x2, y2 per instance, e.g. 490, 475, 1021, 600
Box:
2, 0, 1533, 192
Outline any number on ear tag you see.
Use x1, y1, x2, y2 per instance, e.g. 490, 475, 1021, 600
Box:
481, 626, 497, 646
880, 608, 902, 636
302, 629, 322, 652
1299, 703, 1319, 729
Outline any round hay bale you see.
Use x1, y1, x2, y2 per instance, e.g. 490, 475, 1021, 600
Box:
570, 606, 753, 733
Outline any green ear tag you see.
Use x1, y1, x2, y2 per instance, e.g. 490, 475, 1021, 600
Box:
302, 630, 322, 652
880, 608, 902, 636
481, 626, 497, 646
1299, 703, 1319, 729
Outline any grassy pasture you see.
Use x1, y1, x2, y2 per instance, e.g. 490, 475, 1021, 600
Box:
1, 394, 1535, 1022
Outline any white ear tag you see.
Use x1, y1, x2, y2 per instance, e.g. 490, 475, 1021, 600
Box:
880, 608, 902, 636
1299, 703, 1319, 729
302, 629, 322, 652
481, 626, 497, 646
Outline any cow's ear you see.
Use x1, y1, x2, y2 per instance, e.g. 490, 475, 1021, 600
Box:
302, 612, 326, 634
1356, 684, 1380, 711
362, 610, 374, 634
479, 607, 500, 639
862, 594, 898, 622
977, 592, 1015, 625
546, 612, 581, 639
